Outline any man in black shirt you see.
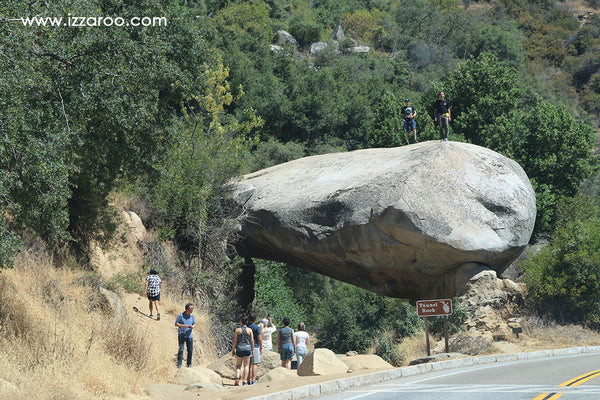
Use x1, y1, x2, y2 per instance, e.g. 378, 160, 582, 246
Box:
434, 91, 451, 141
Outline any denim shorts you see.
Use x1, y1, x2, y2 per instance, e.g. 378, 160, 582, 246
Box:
404, 119, 416, 131
236, 344, 252, 358
279, 344, 294, 361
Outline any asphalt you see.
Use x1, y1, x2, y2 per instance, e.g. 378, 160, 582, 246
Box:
246, 346, 600, 400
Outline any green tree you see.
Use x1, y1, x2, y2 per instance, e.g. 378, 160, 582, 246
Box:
253, 260, 308, 325
211, 1, 272, 52
150, 62, 262, 259
0, 0, 215, 261
312, 282, 391, 352
445, 52, 522, 147
523, 195, 600, 328
516, 99, 598, 234
289, 13, 322, 48
369, 92, 404, 147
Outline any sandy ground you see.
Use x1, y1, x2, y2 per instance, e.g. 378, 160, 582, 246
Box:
142, 369, 391, 400
123, 292, 179, 366
122, 292, 394, 399
123, 292, 387, 400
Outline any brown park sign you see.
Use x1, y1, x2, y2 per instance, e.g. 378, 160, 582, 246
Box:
416, 299, 453, 317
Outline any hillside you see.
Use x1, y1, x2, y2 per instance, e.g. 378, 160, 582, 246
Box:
3, 0, 600, 397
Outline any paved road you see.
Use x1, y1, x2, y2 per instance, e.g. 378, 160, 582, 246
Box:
317, 353, 600, 400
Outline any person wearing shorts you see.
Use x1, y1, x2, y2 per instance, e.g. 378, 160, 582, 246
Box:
277, 316, 296, 369
248, 313, 262, 384
402, 99, 418, 145
145, 268, 161, 320
232, 315, 254, 386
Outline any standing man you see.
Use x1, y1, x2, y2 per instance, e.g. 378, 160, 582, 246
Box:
402, 99, 418, 145
145, 268, 161, 320
434, 91, 451, 141
248, 312, 262, 384
175, 303, 195, 368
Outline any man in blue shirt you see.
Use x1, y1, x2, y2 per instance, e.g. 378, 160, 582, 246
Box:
248, 312, 262, 384
175, 303, 195, 368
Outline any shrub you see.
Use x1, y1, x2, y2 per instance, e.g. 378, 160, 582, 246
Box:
523, 194, 600, 329
103, 320, 151, 372
245, 139, 306, 172
289, 15, 322, 47
253, 260, 308, 327
428, 298, 467, 337
374, 331, 405, 366
449, 334, 494, 355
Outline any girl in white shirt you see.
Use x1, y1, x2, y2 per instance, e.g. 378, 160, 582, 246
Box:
294, 322, 310, 366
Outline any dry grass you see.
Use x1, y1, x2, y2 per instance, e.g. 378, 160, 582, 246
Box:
520, 315, 600, 348
0, 248, 164, 400
391, 314, 600, 366
399, 332, 431, 364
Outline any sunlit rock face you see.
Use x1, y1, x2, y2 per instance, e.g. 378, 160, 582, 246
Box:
229, 141, 536, 299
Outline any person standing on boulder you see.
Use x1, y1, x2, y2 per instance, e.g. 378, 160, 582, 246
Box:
232, 314, 254, 386
277, 316, 296, 369
175, 303, 195, 368
145, 268, 161, 320
248, 312, 262, 384
402, 99, 418, 145
434, 91, 451, 141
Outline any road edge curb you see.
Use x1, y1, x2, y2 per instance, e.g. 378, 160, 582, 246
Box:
246, 346, 600, 400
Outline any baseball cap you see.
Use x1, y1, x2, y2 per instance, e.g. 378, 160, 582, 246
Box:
405, 98, 409, 102
261, 318, 268, 324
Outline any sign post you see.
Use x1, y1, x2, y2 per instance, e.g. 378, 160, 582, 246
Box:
416, 299, 453, 356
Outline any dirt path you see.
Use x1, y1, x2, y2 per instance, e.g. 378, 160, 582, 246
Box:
122, 292, 178, 368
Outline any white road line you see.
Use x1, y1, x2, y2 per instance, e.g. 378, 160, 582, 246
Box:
343, 384, 600, 395
339, 391, 379, 400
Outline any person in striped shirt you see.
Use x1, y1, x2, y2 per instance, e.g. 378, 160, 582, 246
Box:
145, 268, 162, 320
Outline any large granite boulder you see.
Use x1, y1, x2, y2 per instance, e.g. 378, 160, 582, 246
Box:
173, 366, 223, 385
229, 141, 536, 299
274, 30, 298, 47
297, 349, 349, 376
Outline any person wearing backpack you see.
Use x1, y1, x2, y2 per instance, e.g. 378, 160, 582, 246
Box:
232, 314, 254, 386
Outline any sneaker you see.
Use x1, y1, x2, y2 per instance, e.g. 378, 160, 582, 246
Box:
414, 139, 419, 143
156, 313, 160, 321
234, 380, 240, 386
177, 364, 182, 369
149, 314, 154, 318
242, 382, 248, 386
253, 379, 258, 384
